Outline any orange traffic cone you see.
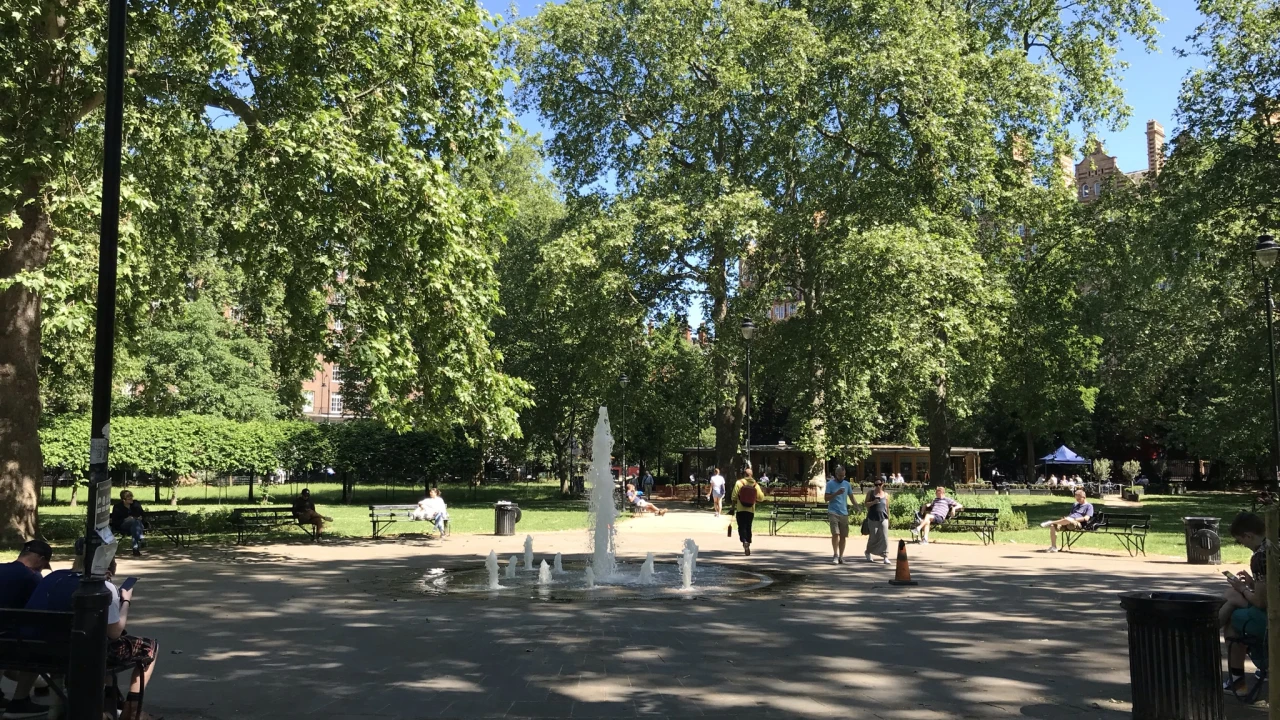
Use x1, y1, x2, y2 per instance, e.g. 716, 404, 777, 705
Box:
888, 539, 918, 586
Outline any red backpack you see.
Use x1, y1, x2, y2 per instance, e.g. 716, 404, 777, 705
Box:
738, 483, 758, 508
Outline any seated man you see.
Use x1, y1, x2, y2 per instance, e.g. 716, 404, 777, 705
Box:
912, 487, 961, 545
291, 488, 329, 535
625, 484, 666, 516
1039, 489, 1094, 552
110, 490, 147, 557
1222, 512, 1268, 693
411, 488, 450, 536
0, 540, 51, 715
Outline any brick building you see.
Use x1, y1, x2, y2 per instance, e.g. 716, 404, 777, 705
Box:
1075, 119, 1165, 203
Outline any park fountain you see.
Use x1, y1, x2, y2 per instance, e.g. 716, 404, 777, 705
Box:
417, 407, 773, 599
587, 408, 617, 577
638, 553, 656, 584
485, 551, 501, 590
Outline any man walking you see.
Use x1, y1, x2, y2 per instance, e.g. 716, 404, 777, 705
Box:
824, 465, 855, 563
731, 468, 766, 556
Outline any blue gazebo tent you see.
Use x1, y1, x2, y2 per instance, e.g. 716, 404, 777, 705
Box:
1039, 445, 1090, 465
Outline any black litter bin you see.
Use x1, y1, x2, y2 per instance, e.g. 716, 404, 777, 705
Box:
1119, 591, 1224, 720
1183, 516, 1221, 565
494, 501, 522, 536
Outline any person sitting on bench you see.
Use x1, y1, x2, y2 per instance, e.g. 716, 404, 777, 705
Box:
912, 487, 961, 545
626, 484, 666, 516
1221, 512, 1268, 693
291, 488, 329, 535
1040, 489, 1094, 553
411, 488, 450, 535
110, 490, 148, 557
0, 540, 51, 716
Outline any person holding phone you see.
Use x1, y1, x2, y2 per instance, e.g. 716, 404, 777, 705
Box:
1221, 512, 1268, 692
863, 478, 892, 564
824, 465, 855, 564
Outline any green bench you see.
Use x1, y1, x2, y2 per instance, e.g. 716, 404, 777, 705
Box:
1059, 511, 1151, 556
231, 506, 320, 544
369, 504, 450, 539
932, 508, 999, 545
145, 509, 193, 547
768, 504, 831, 536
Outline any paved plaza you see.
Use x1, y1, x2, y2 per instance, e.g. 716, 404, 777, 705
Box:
35, 509, 1276, 719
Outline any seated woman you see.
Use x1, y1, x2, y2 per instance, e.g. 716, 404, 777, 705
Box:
411, 488, 450, 536
625, 484, 666, 516
110, 490, 147, 557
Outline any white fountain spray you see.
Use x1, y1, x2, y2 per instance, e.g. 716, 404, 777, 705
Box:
585, 564, 595, 588
679, 539, 699, 590
587, 407, 618, 578
538, 559, 552, 585
638, 552, 656, 584
683, 538, 699, 573
524, 535, 535, 570
506, 555, 519, 579
485, 551, 501, 590
553, 552, 564, 574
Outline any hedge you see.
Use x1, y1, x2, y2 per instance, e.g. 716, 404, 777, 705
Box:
40, 415, 479, 480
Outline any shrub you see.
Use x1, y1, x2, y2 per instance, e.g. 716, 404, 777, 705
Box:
1092, 458, 1113, 482
1121, 460, 1141, 483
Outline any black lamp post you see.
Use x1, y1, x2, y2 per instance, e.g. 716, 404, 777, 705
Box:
740, 317, 755, 474
619, 373, 629, 507
1256, 233, 1280, 489
69, 0, 127, 717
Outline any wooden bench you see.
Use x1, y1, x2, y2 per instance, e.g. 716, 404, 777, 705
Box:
1059, 511, 1151, 556
769, 504, 829, 536
932, 508, 999, 545
369, 504, 449, 539
0, 608, 145, 719
231, 507, 319, 544
145, 510, 192, 547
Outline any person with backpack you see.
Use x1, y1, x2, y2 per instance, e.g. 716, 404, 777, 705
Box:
731, 467, 767, 555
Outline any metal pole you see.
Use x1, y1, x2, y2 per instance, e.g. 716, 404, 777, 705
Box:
1265, 507, 1279, 711
744, 343, 752, 473
69, 0, 127, 717
1265, 277, 1280, 491
620, 386, 626, 509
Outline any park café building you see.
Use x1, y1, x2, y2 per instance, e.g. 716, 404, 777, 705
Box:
679, 443, 993, 486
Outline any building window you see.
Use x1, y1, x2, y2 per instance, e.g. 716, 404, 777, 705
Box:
302, 391, 314, 413
1094, 182, 1101, 197
331, 366, 343, 385
329, 394, 344, 414
1080, 184, 1090, 199
332, 319, 343, 333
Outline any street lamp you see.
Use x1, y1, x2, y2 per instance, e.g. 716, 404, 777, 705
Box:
619, 373, 629, 508
1256, 233, 1280, 489
740, 317, 755, 474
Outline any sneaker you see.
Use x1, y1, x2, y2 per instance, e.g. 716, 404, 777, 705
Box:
1047, 546, 1059, 553
882, 557, 892, 565
919, 538, 928, 546
837, 556, 844, 564
1223, 675, 1247, 693
132, 548, 141, 557
1040, 520, 1054, 528
744, 543, 751, 556
2, 697, 49, 719
832, 556, 840, 564
865, 553, 872, 562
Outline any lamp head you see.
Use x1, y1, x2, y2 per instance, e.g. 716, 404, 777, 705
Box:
740, 316, 756, 341
1256, 234, 1279, 269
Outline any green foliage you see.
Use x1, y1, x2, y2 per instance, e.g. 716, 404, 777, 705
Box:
1121, 460, 1141, 483
1092, 458, 1113, 481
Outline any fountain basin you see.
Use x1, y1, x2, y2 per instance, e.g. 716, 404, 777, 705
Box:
420, 560, 772, 599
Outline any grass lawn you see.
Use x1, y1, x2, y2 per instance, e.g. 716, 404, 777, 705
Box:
33, 479, 607, 548
769, 491, 1259, 563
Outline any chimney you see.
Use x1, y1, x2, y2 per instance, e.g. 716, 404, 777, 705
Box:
1146, 120, 1165, 176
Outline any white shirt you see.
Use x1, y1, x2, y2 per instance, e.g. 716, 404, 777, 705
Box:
709, 474, 726, 491
106, 580, 121, 625
417, 497, 447, 518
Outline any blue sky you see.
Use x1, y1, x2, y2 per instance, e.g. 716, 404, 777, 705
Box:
481, 0, 1205, 175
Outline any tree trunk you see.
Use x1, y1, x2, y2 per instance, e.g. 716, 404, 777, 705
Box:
248, 469, 255, 502
0, 182, 53, 544
927, 373, 952, 487
1024, 427, 1037, 486
69, 479, 79, 509
153, 472, 161, 503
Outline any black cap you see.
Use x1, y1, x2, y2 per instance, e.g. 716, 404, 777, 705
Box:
21, 539, 53, 569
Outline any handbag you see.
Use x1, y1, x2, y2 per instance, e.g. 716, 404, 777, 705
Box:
860, 517, 871, 536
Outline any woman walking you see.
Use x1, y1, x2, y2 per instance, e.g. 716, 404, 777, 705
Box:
863, 478, 891, 564
731, 467, 767, 555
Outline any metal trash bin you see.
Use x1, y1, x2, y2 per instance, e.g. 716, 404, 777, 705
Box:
494, 501, 522, 536
1183, 516, 1221, 565
1119, 591, 1224, 720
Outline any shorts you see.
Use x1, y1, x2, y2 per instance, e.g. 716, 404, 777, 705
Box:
930, 514, 946, 526
108, 634, 157, 667
711, 487, 725, 499
635, 500, 652, 509
828, 512, 850, 537
1231, 606, 1268, 639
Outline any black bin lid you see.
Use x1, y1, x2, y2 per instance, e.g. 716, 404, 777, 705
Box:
1119, 591, 1223, 618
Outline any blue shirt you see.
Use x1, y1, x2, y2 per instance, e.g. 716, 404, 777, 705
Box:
0, 560, 42, 609
24, 569, 80, 612
825, 479, 854, 516
1067, 502, 1094, 520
